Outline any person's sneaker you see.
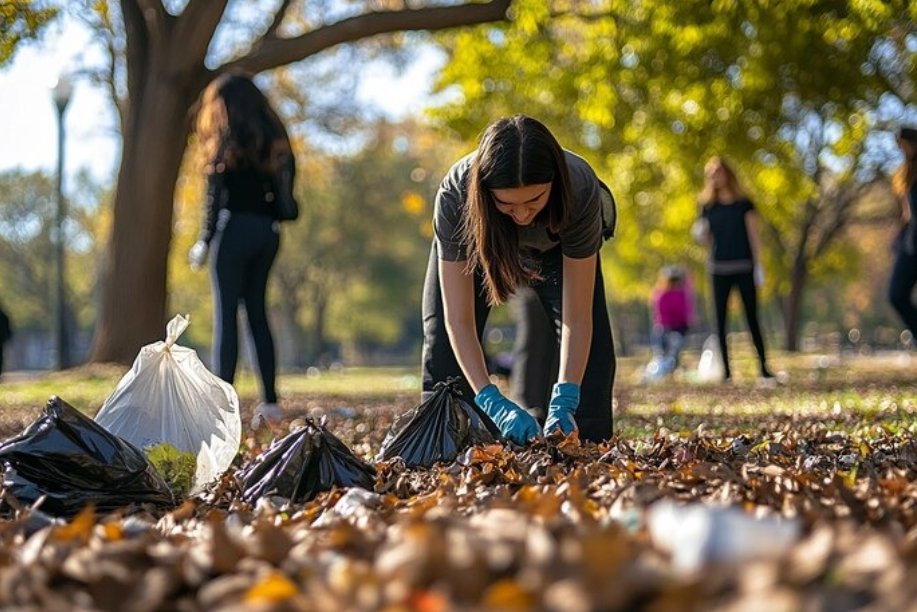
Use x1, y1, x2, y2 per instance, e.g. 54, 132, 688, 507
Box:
757, 371, 777, 389
251, 402, 283, 429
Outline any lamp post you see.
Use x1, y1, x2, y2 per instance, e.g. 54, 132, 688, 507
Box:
52, 76, 72, 370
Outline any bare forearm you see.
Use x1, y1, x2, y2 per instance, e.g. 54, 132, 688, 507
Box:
745, 213, 762, 263
558, 254, 597, 385
444, 317, 492, 393
439, 259, 492, 393
558, 316, 592, 384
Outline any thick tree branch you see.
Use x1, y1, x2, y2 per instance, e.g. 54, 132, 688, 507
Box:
136, 0, 168, 43
264, 0, 296, 40
172, 0, 230, 72
227, 0, 511, 75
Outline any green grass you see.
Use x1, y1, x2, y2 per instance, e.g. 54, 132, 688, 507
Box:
0, 364, 127, 411
0, 349, 913, 442
0, 365, 417, 407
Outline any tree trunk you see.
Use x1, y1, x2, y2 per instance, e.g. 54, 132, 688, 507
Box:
782, 253, 809, 352
310, 290, 328, 366
90, 73, 199, 363
275, 275, 307, 368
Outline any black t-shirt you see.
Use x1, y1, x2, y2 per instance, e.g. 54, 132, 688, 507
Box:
702, 198, 756, 273
434, 150, 606, 262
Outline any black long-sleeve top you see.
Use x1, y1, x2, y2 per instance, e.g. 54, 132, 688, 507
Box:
199, 165, 280, 244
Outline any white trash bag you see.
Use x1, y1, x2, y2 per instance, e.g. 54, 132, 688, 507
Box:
95, 314, 241, 492
648, 500, 800, 575
696, 334, 725, 383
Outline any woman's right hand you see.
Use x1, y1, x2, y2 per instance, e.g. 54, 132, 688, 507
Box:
474, 384, 541, 445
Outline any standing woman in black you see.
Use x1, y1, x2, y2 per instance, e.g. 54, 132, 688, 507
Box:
189, 72, 295, 428
421, 115, 616, 444
696, 156, 773, 382
889, 127, 917, 339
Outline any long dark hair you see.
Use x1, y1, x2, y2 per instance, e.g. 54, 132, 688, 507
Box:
895, 127, 917, 199
195, 71, 291, 175
461, 115, 573, 305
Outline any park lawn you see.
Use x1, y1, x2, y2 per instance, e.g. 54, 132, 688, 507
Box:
0, 349, 913, 442
0, 348, 914, 610
616, 354, 917, 436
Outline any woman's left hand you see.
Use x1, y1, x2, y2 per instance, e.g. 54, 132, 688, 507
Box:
544, 382, 580, 436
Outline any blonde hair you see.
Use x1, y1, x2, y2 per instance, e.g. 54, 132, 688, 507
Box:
699, 156, 746, 208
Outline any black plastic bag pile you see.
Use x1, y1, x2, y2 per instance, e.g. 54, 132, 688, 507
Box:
378, 379, 502, 467
239, 418, 376, 504
0, 397, 175, 516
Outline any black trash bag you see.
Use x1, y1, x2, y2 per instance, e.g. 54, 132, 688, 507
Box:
0, 396, 175, 517
378, 379, 502, 468
238, 418, 376, 504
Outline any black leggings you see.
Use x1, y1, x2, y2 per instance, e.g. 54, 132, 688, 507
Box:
712, 271, 769, 378
210, 212, 279, 403
421, 244, 615, 442
889, 247, 917, 337
509, 286, 558, 420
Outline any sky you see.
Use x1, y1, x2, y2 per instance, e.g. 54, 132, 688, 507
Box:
0, 17, 441, 188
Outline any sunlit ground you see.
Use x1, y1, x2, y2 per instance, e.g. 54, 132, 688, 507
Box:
0, 346, 912, 441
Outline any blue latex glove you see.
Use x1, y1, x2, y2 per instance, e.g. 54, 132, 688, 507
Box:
544, 382, 580, 436
474, 384, 540, 445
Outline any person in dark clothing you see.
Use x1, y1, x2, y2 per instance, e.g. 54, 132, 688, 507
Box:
421, 115, 616, 444
889, 127, 917, 340
694, 156, 773, 382
508, 286, 559, 422
0, 305, 11, 379
189, 71, 297, 429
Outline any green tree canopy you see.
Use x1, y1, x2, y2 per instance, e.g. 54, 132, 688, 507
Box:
0, 1, 57, 66
430, 0, 916, 346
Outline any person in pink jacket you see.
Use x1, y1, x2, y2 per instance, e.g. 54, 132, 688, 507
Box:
649, 265, 693, 375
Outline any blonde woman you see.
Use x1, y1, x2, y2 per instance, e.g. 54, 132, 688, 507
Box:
695, 157, 773, 382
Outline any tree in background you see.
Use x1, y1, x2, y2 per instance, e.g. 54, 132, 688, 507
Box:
170, 112, 463, 369
0, 2, 57, 66
429, 0, 916, 349
0, 169, 105, 361
12, 0, 514, 364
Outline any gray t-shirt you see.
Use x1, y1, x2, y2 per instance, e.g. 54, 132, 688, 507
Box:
434, 150, 606, 262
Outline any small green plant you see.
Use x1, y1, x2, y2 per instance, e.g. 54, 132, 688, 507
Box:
145, 443, 196, 499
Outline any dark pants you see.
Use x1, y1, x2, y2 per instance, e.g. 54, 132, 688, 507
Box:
889, 247, 917, 338
509, 286, 559, 421
211, 212, 280, 403
712, 271, 769, 379
421, 244, 615, 442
